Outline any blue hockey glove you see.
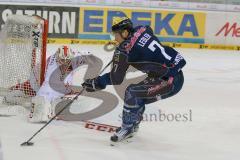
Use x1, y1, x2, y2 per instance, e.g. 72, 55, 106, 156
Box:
82, 77, 105, 92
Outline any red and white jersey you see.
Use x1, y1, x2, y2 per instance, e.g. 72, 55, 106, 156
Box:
37, 50, 90, 102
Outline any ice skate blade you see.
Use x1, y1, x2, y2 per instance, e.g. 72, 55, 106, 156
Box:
110, 135, 134, 146
110, 139, 132, 146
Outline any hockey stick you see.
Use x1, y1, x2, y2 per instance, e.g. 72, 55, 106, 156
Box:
84, 121, 118, 133
98, 59, 113, 75
21, 59, 113, 146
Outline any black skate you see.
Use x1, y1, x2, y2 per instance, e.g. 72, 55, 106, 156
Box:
110, 126, 134, 145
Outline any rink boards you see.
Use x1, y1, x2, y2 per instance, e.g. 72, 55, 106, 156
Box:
0, 4, 239, 50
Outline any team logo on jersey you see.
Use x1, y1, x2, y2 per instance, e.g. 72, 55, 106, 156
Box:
125, 27, 146, 53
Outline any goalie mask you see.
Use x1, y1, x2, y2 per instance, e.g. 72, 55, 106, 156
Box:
56, 45, 74, 65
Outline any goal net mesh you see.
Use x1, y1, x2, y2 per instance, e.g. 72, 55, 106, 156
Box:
0, 15, 47, 98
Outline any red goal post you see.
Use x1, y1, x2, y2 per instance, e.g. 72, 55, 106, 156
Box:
0, 15, 48, 98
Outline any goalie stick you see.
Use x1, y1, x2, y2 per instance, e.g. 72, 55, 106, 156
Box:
21, 59, 113, 147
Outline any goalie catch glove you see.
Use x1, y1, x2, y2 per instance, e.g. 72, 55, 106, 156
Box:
82, 77, 106, 92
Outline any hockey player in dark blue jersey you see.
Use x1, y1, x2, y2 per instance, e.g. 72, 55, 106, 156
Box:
82, 17, 186, 143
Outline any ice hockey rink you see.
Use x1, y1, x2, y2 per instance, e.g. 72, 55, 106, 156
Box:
0, 44, 239, 160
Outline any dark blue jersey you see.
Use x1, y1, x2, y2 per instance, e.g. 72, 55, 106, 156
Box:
98, 25, 186, 87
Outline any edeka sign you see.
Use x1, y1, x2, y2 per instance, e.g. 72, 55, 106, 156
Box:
79, 7, 206, 44
0, 5, 79, 38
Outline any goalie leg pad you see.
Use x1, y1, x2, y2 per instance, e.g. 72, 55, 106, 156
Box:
28, 96, 54, 123
2, 90, 31, 107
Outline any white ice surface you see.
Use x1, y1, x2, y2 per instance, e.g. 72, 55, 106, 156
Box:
0, 45, 240, 160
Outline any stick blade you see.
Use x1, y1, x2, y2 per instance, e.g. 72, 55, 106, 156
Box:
20, 141, 34, 147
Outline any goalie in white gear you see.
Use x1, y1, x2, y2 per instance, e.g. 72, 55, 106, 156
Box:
28, 45, 97, 123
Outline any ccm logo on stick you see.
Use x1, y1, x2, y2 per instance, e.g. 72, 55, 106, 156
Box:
85, 122, 117, 133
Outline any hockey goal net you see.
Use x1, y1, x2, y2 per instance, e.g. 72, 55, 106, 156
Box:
0, 15, 48, 101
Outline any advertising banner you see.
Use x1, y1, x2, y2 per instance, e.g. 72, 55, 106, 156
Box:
79, 7, 206, 44
205, 12, 240, 46
0, 4, 239, 50
0, 5, 79, 38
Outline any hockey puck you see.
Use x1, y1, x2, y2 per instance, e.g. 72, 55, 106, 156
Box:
20, 142, 34, 147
